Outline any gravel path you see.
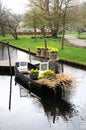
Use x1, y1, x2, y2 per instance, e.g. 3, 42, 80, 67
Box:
65, 35, 86, 48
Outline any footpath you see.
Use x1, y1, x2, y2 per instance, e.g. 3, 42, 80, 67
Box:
65, 35, 86, 48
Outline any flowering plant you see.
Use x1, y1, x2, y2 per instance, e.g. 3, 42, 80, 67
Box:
49, 47, 58, 53
30, 68, 39, 74
38, 69, 55, 79
30, 68, 39, 80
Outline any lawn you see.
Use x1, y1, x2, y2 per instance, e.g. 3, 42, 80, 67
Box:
0, 34, 86, 65
68, 33, 86, 39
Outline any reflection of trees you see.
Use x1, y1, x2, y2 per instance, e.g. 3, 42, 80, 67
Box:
0, 43, 18, 60
0, 44, 4, 60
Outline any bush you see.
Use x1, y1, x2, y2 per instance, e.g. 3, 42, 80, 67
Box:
30, 68, 39, 74
42, 69, 55, 79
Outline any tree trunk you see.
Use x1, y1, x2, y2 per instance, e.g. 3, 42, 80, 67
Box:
1, 27, 5, 37
61, 28, 65, 49
41, 26, 46, 38
51, 29, 57, 38
61, 13, 66, 49
34, 17, 37, 42
11, 31, 18, 40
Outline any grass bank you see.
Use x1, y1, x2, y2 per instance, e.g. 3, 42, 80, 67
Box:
0, 35, 86, 65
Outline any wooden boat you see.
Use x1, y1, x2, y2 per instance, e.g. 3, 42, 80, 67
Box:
15, 61, 62, 97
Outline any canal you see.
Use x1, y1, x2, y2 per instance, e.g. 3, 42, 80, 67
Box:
0, 43, 86, 130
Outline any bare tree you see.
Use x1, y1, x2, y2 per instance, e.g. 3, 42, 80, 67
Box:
0, 2, 21, 39
0, 2, 7, 36
6, 12, 21, 39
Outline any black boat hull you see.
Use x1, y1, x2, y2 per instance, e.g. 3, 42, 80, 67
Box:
15, 62, 62, 98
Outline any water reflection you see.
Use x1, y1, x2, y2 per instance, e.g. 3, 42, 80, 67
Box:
0, 43, 86, 130
0, 43, 35, 61
9, 75, 13, 110
19, 85, 77, 123
0, 67, 86, 130
0, 44, 17, 60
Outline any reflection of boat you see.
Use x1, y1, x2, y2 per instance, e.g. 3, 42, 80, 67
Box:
19, 84, 77, 123
0, 66, 14, 75
40, 93, 76, 123
15, 61, 62, 97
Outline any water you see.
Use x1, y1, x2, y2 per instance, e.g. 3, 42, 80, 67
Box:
0, 43, 35, 61
0, 43, 86, 130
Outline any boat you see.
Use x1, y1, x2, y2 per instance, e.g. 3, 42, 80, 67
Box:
15, 61, 62, 97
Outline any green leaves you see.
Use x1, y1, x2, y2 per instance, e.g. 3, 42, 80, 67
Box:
30, 68, 39, 74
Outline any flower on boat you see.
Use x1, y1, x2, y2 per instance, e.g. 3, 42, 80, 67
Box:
30, 69, 39, 80
38, 69, 55, 79
38, 75, 43, 79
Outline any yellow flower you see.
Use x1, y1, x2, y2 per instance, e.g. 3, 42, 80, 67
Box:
49, 47, 58, 52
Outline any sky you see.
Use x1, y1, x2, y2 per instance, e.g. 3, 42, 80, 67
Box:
1, 0, 86, 14
1, 0, 28, 14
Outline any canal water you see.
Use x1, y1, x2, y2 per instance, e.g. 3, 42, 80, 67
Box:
0, 43, 86, 130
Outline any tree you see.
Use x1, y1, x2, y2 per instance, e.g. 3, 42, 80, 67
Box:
79, 2, 86, 31
25, 0, 77, 39
0, 2, 7, 36
0, 2, 21, 39
65, 2, 86, 35
24, 0, 82, 50
6, 12, 21, 39
60, 0, 75, 49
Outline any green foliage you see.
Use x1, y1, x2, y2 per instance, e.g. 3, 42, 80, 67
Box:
30, 68, 39, 74
42, 70, 55, 79
38, 75, 43, 79
68, 34, 86, 39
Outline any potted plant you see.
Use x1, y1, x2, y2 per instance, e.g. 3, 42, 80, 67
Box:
39, 69, 55, 79
36, 46, 42, 56
49, 47, 58, 61
30, 68, 39, 80
41, 47, 46, 57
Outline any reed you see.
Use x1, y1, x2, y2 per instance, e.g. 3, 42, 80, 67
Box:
36, 73, 75, 90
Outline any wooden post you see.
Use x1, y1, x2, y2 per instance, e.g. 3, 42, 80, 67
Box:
28, 48, 31, 63
44, 38, 47, 61
7, 42, 12, 75
9, 75, 12, 110
7, 42, 12, 110
44, 38, 47, 49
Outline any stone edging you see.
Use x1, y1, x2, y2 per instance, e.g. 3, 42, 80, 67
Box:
59, 59, 86, 70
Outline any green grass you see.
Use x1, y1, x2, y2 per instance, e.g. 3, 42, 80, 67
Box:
0, 34, 86, 65
68, 33, 86, 39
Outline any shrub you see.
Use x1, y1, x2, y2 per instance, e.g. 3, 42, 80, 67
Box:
42, 69, 55, 79
30, 68, 39, 74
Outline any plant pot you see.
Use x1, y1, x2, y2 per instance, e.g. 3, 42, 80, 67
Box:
36, 48, 41, 56
30, 73, 39, 80
49, 52, 58, 61
41, 49, 48, 57
41, 49, 45, 57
